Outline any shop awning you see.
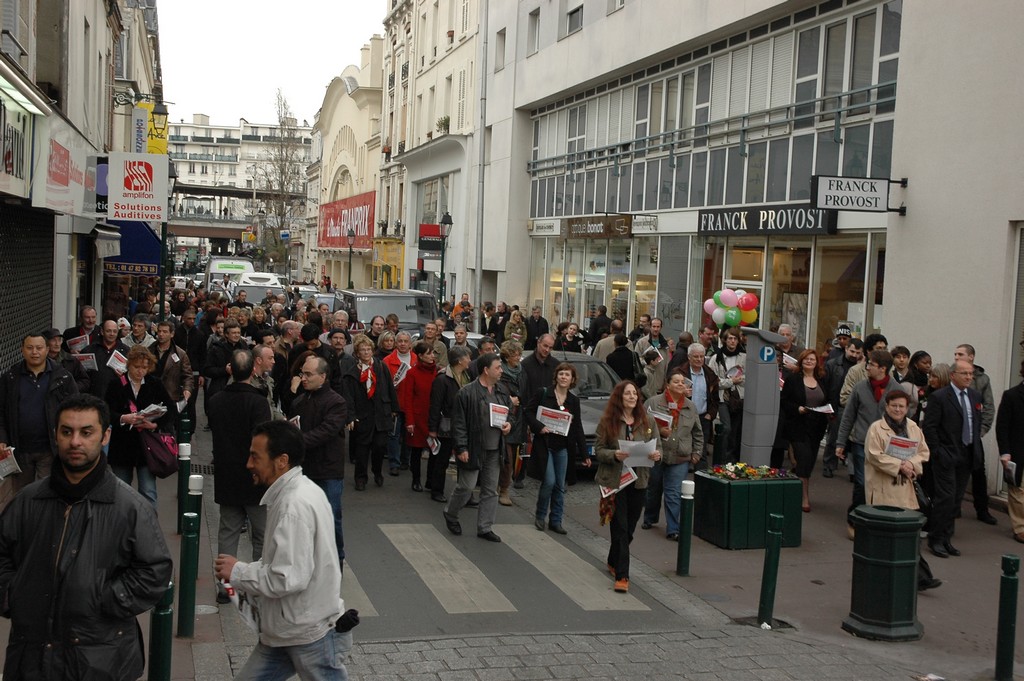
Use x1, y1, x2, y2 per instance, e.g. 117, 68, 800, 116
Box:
103, 220, 160, 275
92, 225, 120, 258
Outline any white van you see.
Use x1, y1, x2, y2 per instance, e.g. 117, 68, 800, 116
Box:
205, 256, 255, 292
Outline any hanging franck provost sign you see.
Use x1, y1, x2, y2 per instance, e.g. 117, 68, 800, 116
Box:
697, 203, 837, 236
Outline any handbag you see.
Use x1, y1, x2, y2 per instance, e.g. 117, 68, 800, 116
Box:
913, 479, 930, 516
140, 430, 179, 478
726, 387, 743, 412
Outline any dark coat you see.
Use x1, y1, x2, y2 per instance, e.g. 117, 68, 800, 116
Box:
606, 346, 637, 382
780, 371, 830, 444
328, 351, 359, 419
996, 382, 1024, 487
0, 469, 173, 681
524, 316, 549, 350
344, 358, 399, 433
155, 344, 194, 402
208, 382, 272, 506
0, 359, 79, 457
82, 340, 130, 400
203, 337, 248, 400
105, 376, 177, 469
61, 325, 100, 352
924, 384, 985, 470
524, 387, 587, 485
428, 368, 463, 437
54, 350, 91, 393
290, 384, 348, 480
520, 351, 559, 402
452, 379, 513, 470
173, 322, 207, 377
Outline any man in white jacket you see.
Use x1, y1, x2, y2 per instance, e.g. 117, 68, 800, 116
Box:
215, 420, 348, 680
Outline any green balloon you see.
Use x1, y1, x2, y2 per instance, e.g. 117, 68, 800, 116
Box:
713, 291, 723, 307
724, 307, 742, 326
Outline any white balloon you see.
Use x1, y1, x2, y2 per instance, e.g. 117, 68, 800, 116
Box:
711, 307, 726, 325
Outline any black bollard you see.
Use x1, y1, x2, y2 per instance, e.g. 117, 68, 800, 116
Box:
148, 581, 174, 680
996, 554, 1019, 681
676, 479, 695, 576
176, 513, 199, 638
757, 513, 784, 628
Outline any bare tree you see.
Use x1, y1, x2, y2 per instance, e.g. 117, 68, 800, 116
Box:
248, 90, 306, 270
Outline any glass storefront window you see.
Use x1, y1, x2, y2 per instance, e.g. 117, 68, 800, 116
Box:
633, 236, 658, 331
528, 238, 547, 311
581, 241, 607, 334
608, 240, 631, 324
690, 236, 725, 328
564, 241, 585, 323
657, 236, 691, 343
768, 241, 812, 345
814, 235, 868, 351
547, 239, 565, 325
728, 243, 765, 282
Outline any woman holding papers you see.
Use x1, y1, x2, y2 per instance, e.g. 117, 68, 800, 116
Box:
526, 363, 590, 534
105, 345, 177, 506
780, 349, 830, 512
865, 391, 941, 591
643, 369, 704, 540
594, 381, 662, 593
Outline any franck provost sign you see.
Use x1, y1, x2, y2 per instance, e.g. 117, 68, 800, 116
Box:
697, 203, 837, 236
810, 175, 889, 212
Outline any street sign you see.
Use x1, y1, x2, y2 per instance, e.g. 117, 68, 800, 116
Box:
280, 230, 290, 240
811, 175, 889, 212
759, 345, 776, 362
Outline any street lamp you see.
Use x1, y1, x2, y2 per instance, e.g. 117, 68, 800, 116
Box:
347, 228, 356, 288
439, 211, 453, 309
158, 159, 178, 322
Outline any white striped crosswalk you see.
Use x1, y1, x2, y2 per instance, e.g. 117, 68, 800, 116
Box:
342, 523, 648, 617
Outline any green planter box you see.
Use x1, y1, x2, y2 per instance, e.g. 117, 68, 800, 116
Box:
693, 471, 802, 549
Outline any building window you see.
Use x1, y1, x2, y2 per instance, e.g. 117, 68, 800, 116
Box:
495, 28, 506, 70
567, 5, 583, 34
566, 104, 586, 158
527, 9, 540, 55
607, 0, 626, 14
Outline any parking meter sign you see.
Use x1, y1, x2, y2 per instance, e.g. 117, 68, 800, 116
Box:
760, 345, 776, 363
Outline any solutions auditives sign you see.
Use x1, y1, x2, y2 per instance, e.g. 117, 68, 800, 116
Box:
106, 152, 169, 221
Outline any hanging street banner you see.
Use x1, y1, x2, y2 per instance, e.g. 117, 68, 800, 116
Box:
106, 152, 169, 222
319, 191, 375, 250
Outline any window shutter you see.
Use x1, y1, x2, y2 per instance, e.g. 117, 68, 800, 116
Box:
729, 47, 750, 117
596, 94, 609, 148
710, 55, 729, 122
770, 33, 794, 108
749, 40, 771, 113
457, 69, 466, 129
620, 87, 634, 144
607, 89, 622, 146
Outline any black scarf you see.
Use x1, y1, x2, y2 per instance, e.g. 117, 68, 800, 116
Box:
883, 413, 909, 438
49, 454, 108, 503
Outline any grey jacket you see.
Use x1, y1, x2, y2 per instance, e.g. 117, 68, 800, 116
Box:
837, 376, 912, 446
972, 364, 994, 436
452, 378, 513, 470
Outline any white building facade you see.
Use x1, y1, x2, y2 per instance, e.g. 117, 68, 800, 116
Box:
482, 0, 1024, 494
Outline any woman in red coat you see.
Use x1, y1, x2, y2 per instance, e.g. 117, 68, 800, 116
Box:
405, 341, 439, 492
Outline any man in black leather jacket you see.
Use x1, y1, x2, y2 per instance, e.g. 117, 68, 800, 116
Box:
0, 394, 172, 681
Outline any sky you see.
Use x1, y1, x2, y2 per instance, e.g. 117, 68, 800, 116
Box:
158, 0, 387, 126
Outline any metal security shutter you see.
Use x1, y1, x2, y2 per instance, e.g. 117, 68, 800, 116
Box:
0, 204, 53, 367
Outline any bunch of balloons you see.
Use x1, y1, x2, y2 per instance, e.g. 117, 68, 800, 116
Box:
703, 288, 759, 328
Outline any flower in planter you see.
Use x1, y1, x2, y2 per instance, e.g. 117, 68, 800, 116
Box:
708, 462, 790, 481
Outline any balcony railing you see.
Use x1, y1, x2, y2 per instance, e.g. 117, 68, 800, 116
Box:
189, 153, 214, 161
214, 154, 238, 162
217, 137, 240, 144
191, 135, 215, 143
527, 81, 897, 177
168, 151, 188, 160
242, 134, 261, 141
168, 135, 188, 142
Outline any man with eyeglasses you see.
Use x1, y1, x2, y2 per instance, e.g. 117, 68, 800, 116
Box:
923, 358, 985, 558
954, 344, 998, 525
837, 350, 912, 539
288, 356, 348, 569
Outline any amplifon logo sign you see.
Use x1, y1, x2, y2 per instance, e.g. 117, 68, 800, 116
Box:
123, 160, 154, 194
48, 140, 70, 187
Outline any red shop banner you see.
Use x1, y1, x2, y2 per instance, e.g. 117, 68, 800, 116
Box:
319, 191, 376, 250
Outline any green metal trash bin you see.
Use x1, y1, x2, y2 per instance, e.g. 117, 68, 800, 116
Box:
842, 505, 925, 641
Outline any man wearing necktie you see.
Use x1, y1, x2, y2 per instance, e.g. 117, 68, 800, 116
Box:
923, 359, 985, 558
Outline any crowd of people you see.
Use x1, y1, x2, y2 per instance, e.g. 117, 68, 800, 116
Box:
0, 279, 1022, 676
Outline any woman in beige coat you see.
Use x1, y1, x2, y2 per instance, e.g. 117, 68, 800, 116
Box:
864, 390, 941, 591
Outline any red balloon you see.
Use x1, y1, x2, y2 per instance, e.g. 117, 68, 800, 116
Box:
738, 293, 758, 311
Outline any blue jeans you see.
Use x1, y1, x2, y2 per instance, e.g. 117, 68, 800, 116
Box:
644, 461, 690, 536
387, 412, 405, 470
535, 447, 568, 526
112, 464, 157, 506
846, 442, 866, 519
314, 479, 344, 565
235, 629, 351, 680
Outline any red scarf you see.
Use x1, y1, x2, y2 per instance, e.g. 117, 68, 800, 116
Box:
870, 376, 888, 402
359, 364, 376, 398
666, 390, 686, 428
